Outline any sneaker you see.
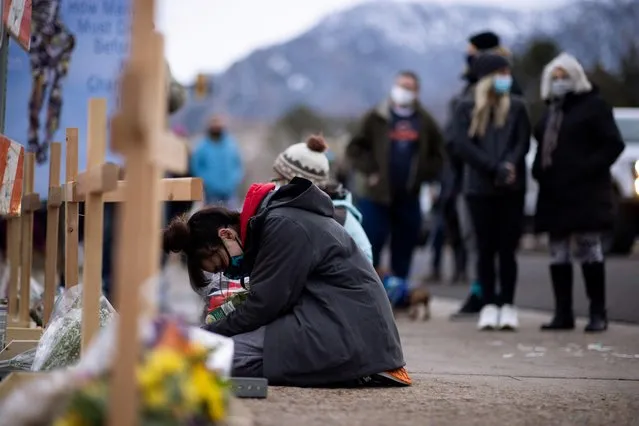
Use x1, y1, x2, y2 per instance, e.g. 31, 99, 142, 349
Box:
450, 293, 484, 321
371, 367, 412, 386
499, 304, 519, 331
477, 304, 499, 330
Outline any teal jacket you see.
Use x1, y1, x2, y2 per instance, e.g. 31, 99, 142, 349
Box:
331, 191, 373, 264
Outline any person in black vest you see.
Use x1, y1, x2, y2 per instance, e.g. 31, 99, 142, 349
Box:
533, 53, 624, 333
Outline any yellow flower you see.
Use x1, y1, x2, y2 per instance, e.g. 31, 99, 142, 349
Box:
53, 412, 86, 426
193, 364, 226, 421
138, 348, 186, 389
143, 384, 169, 409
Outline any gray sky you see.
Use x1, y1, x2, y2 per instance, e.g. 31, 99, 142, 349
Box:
157, 0, 564, 83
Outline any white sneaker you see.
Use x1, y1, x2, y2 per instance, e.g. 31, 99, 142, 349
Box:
477, 304, 499, 330
499, 304, 519, 330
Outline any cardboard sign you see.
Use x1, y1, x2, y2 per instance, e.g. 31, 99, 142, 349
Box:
0, 135, 24, 216
2, 0, 31, 51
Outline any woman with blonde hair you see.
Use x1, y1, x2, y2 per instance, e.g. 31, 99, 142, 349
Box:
450, 53, 531, 331
534, 53, 624, 333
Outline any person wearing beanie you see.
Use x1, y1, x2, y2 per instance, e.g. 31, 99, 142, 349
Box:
449, 52, 531, 331
272, 135, 373, 263
190, 115, 244, 208
346, 70, 443, 314
533, 53, 624, 333
163, 178, 410, 387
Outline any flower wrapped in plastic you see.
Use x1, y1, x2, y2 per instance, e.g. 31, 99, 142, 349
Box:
31, 285, 116, 371
205, 287, 249, 326
54, 318, 231, 426
0, 347, 37, 372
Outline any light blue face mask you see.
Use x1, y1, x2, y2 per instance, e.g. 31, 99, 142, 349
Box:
493, 75, 513, 94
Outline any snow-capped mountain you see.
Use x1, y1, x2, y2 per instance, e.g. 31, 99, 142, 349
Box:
183, 1, 565, 122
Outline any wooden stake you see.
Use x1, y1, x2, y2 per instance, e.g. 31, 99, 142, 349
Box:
19, 153, 39, 325
108, 0, 189, 422
64, 128, 80, 289
6, 217, 21, 325
78, 99, 117, 353
43, 142, 62, 326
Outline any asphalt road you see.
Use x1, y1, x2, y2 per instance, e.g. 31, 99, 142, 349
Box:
409, 248, 639, 324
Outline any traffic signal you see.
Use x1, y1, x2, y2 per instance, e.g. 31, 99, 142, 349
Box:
195, 74, 210, 99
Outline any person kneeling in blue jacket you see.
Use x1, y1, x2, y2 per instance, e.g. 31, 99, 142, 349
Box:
271, 135, 373, 263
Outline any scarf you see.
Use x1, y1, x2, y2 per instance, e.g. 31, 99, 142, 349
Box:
541, 101, 564, 169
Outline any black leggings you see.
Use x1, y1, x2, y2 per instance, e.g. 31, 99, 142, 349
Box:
466, 194, 524, 306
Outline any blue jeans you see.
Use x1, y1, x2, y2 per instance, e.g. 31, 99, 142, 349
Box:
358, 196, 422, 279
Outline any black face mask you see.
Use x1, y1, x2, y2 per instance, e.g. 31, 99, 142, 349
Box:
208, 129, 223, 140
466, 54, 475, 67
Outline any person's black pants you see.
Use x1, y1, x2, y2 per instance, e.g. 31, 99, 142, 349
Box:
466, 193, 524, 306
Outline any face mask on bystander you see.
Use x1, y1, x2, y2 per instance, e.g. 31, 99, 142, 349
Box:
390, 85, 416, 106
550, 79, 574, 98
493, 75, 513, 94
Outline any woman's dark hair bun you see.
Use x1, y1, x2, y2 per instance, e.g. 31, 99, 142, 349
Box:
163, 215, 191, 253
306, 134, 328, 153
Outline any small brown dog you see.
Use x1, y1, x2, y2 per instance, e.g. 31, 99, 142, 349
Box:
407, 288, 431, 321
376, 266, 430, 321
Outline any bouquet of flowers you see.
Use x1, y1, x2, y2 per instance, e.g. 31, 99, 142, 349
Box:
205, 282, 249, 326
32, 285, 116, 371
53, 319, 230, 426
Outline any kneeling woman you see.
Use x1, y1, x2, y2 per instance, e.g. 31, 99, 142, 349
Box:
163, 177, 409, 387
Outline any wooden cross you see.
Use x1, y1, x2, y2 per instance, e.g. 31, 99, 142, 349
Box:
2, 152, 43, 359
43, 142, 62, 326
108, 0, 190, 423
75, 98, 119, 352
18, 152, 39, 326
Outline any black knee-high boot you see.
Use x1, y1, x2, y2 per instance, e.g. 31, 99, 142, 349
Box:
541, 263, 575, 330
582, 262, 607, 332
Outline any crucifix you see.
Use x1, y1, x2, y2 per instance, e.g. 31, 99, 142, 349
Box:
75, 98, 119, 352
3, 152, 43, 353
107, 0, 191, 423
43, 142, 62, 326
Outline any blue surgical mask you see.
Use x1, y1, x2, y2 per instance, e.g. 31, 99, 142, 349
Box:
493, 75, 513, 94
223, 253, 244, 281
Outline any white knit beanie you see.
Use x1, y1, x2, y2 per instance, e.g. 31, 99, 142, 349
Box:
273, 135, 330, 186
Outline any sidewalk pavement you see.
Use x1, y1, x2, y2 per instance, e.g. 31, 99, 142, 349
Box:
244, 298, 639, 426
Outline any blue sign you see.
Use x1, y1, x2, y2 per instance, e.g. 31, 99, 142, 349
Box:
5, 0, 131, 197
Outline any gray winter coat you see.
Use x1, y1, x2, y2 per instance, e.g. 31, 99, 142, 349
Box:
450, 94, 531, 196
207, 178, 405, 386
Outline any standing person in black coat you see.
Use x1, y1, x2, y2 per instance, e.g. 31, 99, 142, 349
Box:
533, 53, 625, 333
450, 53, 531, 331
448, 31, 525, 319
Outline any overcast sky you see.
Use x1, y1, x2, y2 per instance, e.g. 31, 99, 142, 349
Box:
157, 0, 564, 83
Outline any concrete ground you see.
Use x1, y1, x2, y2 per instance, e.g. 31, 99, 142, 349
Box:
244, 300, 639, 426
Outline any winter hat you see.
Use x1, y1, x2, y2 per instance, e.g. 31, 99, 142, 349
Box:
273, 135, 330, 186
471, 53, 511, 80
540, 52, 593, 101
469, 31, 500, 50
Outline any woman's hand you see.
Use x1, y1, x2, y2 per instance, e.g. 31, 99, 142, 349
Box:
495, 162, 516, 186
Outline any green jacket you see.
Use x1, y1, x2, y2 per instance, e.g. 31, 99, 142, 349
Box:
346, 100, 445, 204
